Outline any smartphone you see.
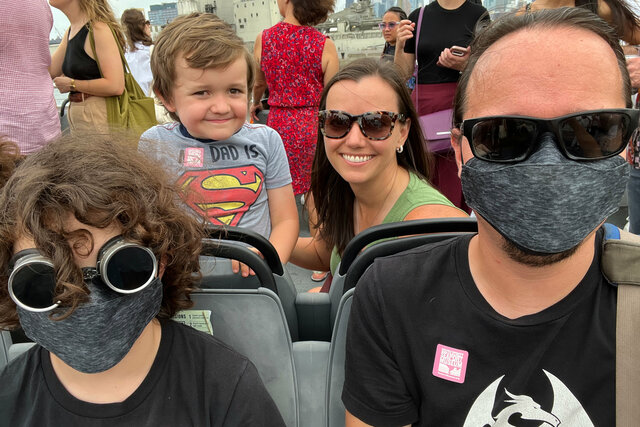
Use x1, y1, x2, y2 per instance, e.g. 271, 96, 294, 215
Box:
451, 47, 466, 57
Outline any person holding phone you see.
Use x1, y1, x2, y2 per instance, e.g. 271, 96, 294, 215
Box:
395, 0, 489, 213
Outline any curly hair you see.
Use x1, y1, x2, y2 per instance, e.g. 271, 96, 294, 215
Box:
290, 0, 335, 26
121, 8, 152, 52
0, 138, 21, 190
0, 133, 205, 329
311, 58, 433, 256
151, 13, 254, 122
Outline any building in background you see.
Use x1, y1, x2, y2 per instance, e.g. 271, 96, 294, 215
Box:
317, 0, 384, 64
148, 2, 178, 26
233, 0, 280, 47
178, 0, 199, 15
198, 0, 235, 26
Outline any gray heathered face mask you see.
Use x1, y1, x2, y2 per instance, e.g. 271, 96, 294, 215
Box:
17, 275, 162, 374
461, 134, 629, 254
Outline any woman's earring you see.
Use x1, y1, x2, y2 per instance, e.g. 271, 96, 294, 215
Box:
396, 145, 404, 154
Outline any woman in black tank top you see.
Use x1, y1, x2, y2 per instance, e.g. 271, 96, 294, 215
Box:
519, 0, 639, 44
49, 0, 126, 133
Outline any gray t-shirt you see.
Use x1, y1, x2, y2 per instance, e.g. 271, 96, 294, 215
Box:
140, 122, 292, 238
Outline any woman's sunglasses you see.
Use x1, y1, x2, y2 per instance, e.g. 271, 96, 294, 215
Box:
8, 236, 158, 312
318, 110, 406, 141
461, 109, 639, 163
378, 21, 400, 30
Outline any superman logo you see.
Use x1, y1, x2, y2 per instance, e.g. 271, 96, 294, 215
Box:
176, 165, 264, 226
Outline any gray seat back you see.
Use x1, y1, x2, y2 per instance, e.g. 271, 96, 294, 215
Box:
0, 331, 10, 371
0, 331, 35, 371
325, 288, 354, 427
199, 228, 300, 341
181, 288, 299, 427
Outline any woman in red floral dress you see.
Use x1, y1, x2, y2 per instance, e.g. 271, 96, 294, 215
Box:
252, 0, 339, 197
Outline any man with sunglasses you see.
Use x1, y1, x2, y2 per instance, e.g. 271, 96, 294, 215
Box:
343, 8, 635, 427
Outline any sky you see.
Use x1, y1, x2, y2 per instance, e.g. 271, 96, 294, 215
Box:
50, 0, 156, 38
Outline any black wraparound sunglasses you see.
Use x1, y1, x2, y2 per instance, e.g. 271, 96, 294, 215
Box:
318, 110, 406, 141
461, 109, 639, 163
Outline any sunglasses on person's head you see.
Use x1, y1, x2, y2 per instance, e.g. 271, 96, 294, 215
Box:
461, 109, 639, 163
319, 110, 406, 141
8, 236, 158, 312
378, 21, 400, 30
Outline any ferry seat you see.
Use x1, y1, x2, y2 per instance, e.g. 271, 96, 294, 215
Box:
0, 330, 35, 371
329, 217, 478, 328
178, 238, 300, 427
199, 226, 300, 341
325, 218, 478, 427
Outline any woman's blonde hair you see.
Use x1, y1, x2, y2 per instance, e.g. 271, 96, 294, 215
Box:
79, 0, 126, 48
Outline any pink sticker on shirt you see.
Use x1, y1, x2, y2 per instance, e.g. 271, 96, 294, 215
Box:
432, 344, 468, 383
184, 147, 204, 168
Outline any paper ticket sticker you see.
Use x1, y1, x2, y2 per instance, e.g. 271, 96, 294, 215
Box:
173, 310, 213, 335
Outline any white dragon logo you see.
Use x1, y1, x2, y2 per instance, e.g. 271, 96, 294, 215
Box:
463, 370, 595, 427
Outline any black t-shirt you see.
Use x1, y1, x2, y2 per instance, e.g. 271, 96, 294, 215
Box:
0, 319, 285, 426
404, 1, 488, 84
342, 232, 615, 426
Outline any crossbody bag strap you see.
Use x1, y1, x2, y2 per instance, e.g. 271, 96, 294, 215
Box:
601, 224, 640, 426
88, 22, 131, 78
616, 282, 640, 426
415, 6, 424, 104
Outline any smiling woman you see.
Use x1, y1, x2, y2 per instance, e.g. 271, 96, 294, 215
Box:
289, 59, 467, 286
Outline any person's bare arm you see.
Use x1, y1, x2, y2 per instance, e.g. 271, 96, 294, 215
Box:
53, 21, 124, 96
404, 203, 468, 220
394, 19, 416, 80
49, 28, 68, 78
266, 185, 299, 266
251, 32, 268, 122
290, 235, 332, 272
322, 38, 340, 85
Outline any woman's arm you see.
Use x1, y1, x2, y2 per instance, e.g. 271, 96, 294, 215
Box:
322, 38, 340, 85
49, 28, 69, 78
394, 19, 416, 79
404, 204, 469, 221
251, 32, 268, 122
53, 21, 124, 96
290, 235, 332, 272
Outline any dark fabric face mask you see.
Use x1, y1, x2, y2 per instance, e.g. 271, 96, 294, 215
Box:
17, 276, 162, 374
461, 134, 629, 254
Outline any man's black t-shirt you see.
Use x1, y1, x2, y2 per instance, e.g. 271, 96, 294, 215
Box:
342, 232, 615, 426
404, 1, 488, 84
0, 319, 285, 426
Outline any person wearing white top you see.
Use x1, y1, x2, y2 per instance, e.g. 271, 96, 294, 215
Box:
121, 9, 153, 96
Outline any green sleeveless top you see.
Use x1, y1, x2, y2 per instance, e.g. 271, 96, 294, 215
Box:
329, 171, 460, 275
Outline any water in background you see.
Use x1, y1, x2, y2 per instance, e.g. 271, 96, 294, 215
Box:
49, 44, 68, 107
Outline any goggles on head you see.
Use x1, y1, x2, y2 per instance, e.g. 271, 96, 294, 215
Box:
8, 236, 158, 312
461, 109, 639, 163
319, 110, 406, 141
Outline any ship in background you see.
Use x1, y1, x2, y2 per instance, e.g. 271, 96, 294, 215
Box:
318, 0, 385, 64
